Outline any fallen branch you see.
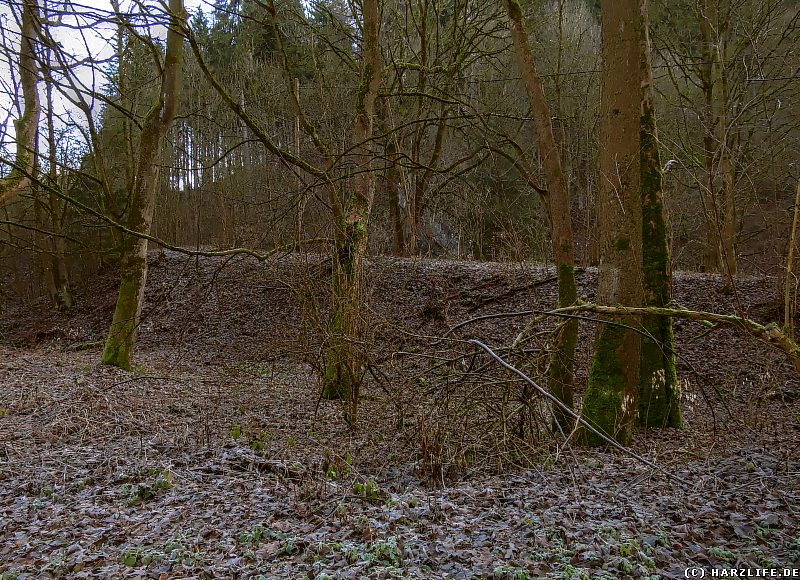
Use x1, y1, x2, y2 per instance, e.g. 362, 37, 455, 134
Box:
552, 303, 800, 373
469, 339, 686, 485
466, 275, 559, 312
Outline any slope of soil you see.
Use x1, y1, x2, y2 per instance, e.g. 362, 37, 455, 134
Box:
0, 251, 797, 579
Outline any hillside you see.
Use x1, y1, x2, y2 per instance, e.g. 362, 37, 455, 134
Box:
0, 252, 798, 578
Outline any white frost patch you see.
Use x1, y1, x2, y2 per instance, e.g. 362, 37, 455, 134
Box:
653, 368, 666, 389
623, 393, 635, 412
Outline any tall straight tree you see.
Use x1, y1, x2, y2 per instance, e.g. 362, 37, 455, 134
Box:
321, 0, 383, 426
700, 0, 738, 280
638, 0, 682, 428
102, 0, 186, 369
581, 0, 644, 446
0, 0, 40, 207
501, 0, 579, 433
41, 2, 75, 310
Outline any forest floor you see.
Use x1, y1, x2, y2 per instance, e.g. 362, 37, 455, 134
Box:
0, 251, 798, 579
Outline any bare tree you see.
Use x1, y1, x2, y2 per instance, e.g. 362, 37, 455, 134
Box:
0, 0, 41, 207
501, 0, 578, 432
102, 0, 186, 369
581, 0, 644, 446
639, 0, 681, 428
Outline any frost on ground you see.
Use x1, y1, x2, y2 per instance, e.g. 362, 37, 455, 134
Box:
0, 252, 798, 578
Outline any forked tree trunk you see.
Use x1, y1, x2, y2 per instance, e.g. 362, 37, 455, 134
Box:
502, 0, 578, 433
102, 0, 185, 369
581, 0, 644, 447
321, 0, 382, 426
639, 0, 681, 429
0, 0, 40, 208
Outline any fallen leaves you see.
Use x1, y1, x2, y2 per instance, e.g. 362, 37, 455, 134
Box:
0, 253, 798, 577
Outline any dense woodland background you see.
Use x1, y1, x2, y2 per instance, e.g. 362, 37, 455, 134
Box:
0, 0, 798, 292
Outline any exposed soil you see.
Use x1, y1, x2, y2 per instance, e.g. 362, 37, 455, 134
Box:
0, 251, 798, 579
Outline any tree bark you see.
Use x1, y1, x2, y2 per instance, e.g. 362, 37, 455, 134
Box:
0, 0, 41, 208
102, 0, 186, 369
321, 0, 382, 426
501, 0, 578, 433
698, 0, 720, 272
386, 140, 406, 255
638, 0, 681, 428
581, 0, 644, 447
785, 178, 800, 339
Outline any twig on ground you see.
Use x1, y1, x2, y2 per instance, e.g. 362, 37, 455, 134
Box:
469, 339, 688, 487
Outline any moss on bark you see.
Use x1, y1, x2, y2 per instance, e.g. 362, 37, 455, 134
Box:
639, 71, 682, 429
502, 0, 579, 434
581, 325, 636, 446
321, 212, 368, 426
550, 262, 578, 432
101, 255, 147, 370
100, 0, 184, 372
582, 0, 643, 447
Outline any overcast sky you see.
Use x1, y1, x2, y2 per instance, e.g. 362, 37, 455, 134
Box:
0, 0, 206, 154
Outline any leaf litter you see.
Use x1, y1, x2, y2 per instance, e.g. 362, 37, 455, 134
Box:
0, 251, 798, 578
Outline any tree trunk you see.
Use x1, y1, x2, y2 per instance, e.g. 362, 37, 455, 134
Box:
698, 0, 721, 273
639, 0, 681, 429
699, 0, 736, 280
321, 0, 382, 426
0, 0, 40, 208
44, 32, 74, 310
581, 0, 644, 447
784, 178, 800, 339
716, 44, 737, 282
102, 0, 185, 369
502, 0, 578, 433
293, 78, 306, 251
719, 125, 737, 281
386, 141, 406, 255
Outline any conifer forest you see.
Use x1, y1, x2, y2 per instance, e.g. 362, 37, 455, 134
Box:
0, 0, 799, 577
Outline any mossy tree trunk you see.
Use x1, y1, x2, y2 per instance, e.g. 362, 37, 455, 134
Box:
323, 211, 369, 412
581, 0, 644, 447
321, 0, 382, 426
0, 0, 41, 208
638, 0, 682, 429
102, 0, 185, 370
502, 0, 579, 433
